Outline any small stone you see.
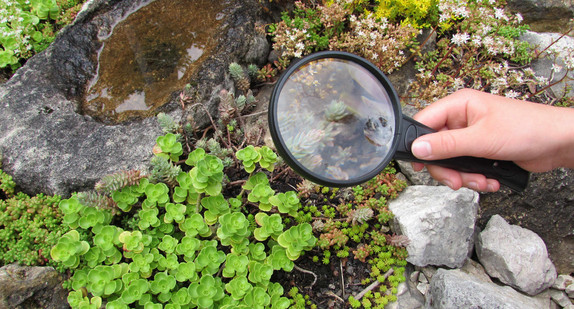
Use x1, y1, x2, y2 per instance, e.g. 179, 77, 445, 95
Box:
410, 271, 420, 283
419, 273, 428, 284
553, 274, 574, 290
417, 282, 429, 295
549, 289, 571, 308
566, 283, 574, 298
328, 283, 336, 290
565, 305, 574, 309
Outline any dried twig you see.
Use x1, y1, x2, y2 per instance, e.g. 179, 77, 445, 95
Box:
354, 268, 394, 301
340, 259, 345, 298
325, 291, 345, 303
293, 264, 318, 287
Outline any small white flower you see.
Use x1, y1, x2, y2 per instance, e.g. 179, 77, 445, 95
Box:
504, 90, 520, 99
494, 8, 507, 20
515, 13, 523, 23
451, 32, 470, 46
551, 63, 563, 73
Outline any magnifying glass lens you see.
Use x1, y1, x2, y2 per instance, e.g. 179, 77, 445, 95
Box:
274, 58, 396, 184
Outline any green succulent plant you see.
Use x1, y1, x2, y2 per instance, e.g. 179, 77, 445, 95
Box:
253, 213, 284, 241
217, 212, 251, 247
50, 230, 90, 268
269, 191, 301, 216
277, 223, 317, 261
154, 133, 183, 162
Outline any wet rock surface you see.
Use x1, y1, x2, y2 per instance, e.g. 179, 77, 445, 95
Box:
0, 0, 277, 197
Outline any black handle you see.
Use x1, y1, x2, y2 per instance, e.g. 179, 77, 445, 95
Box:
394, 116, 529, 192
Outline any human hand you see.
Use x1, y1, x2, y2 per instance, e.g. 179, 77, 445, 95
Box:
411, 88, 574, 192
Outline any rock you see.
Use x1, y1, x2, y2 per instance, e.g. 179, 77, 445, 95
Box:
549, 289, 572, 308
476, 215, 557, 295
478, 168, 574, 274
566, 283, 574, 298
386, 265, 425, 309
0, 264, 68, 309
520, 31, 574, 99
388, 186, 479, 268
553, 274, 574, 290
426, 268, 552, 309
459, 259, 493, 284
506, 0, 574, 33
0, 0, 278, 196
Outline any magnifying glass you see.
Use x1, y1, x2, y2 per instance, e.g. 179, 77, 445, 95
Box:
268, 51, 529, 191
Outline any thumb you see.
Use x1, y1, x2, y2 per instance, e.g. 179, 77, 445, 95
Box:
411, 128, 482, 161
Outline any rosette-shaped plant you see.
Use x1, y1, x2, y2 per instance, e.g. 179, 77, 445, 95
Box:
78, 206, 111, 230
111, 186, 141, 212
225, 276, 252, 301
158, 235, 178, 254
266, 245, 294, 272
86, 264, 126, 297
257, 146, 277, 172
247, 261, 273, 286
157, 253, 179, 271
170, 286, 192, 307
163, 203, 186, 223
248, 243, 267, 262
137, 207, 160, 230
217, 212, 251, 246
172, 262, 198, 282
92, 225, 122, 252
120, 278, 149, 304
144, 182, 170, 206
277, 223, 317, 260
50, 230, 90, 268
154, 133, 183, 162
247, 183, 275, 211
253, 213, 283, 241
242, 286, 271, 309
59, 197, 85, 229
188, 274, 225, 308
223, 253, 249, 278
179, 213, 211, 237
129, 250, 154, 277
195, 243, 226, 275
236, 145, 261, 173
269, 191, 301, 216
175, 235, 201, 259
149, 271, 176, 299
201, 194, 230, 225
268, 282, 291, 309
119, 231, 148, 254
189, 153, 224, 196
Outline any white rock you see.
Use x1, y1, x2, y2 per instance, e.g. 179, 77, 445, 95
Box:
553, 274, 574, 290
426, 268, 552, 309
549, 289, 571, 308
388, 186, 479, 268
476, 215, 557, 295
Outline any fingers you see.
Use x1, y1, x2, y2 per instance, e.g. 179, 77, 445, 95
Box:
411, 128, 489, 161
425, 165, 500, 192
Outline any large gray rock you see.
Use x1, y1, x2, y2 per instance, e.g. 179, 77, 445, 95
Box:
476, 215, 557, 295
506, 0, 574, 32
0, 264, 68, 309
0, 0, 276, 196
520, 31, 574, 99
478, 168, 574, 274
388, 186, 479, 268
426, 268, 552, 309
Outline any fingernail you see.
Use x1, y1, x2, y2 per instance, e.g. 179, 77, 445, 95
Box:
487, 184, 496, 192
467, 182, 479, 191
443, 180, 454, 189
412, 141, 432, 159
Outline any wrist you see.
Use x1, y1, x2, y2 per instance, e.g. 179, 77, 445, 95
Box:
552, 106, 574, 169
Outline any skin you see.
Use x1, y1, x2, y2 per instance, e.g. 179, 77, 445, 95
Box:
410, 88, 574, 192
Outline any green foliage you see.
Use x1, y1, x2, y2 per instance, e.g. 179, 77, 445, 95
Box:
373, 0, 439, 28
269, 191, 301, 216
0, 0, 86, 70
154, 133, 183, 162
0, 191, 65, 268
50, 137, 316, 308
277, 223, 317, 260
0, 168, 16, 198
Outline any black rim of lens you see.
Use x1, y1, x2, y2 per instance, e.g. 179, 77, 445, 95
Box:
268, 51, 402, 187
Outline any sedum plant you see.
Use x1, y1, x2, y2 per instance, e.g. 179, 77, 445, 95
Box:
51, 133, 317, 308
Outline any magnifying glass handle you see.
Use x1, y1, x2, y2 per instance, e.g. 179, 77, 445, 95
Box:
395, 116, 529, 192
